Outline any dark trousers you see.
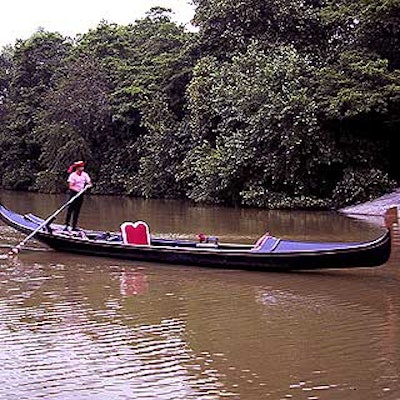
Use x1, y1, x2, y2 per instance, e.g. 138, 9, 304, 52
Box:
65, 190, 84, 229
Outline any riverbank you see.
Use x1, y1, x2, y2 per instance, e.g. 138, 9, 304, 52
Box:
339, 188, 400, 226
340, 189, 400, 216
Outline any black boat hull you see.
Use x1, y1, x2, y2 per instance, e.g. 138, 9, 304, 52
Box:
0, 204, 391, 271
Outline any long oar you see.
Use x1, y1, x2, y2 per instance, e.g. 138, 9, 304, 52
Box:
8, 185, 90, 256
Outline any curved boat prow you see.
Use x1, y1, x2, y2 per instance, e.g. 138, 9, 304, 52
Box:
372, 228, 392, 267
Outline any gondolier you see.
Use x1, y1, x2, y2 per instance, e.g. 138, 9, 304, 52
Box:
64, 161, 92, 231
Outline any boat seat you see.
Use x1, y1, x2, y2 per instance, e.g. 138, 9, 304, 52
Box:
251, 233, 280, 253
120, 221, 151, 246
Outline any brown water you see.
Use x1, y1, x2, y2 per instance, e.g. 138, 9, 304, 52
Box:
1, 190, 399, 400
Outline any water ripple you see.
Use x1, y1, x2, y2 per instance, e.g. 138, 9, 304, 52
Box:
1, 223, 400, 399
0, 302, 235, 400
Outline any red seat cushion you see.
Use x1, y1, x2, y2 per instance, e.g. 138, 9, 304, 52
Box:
120, 221, 150, 246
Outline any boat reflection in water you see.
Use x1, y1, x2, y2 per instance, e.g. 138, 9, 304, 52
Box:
252, 224, 400, 399
120, 268, 149, 297
1, 192, 400, 399
0, 258, 238, 399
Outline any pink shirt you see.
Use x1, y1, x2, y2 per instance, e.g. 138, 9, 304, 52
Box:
68, 171, 91, 192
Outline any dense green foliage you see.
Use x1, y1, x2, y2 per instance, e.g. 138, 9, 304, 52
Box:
0, 2, 399, 208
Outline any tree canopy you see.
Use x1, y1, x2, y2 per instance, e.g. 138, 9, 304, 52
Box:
0, 2, 399, 208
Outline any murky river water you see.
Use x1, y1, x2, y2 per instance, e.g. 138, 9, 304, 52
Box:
0, 190, 399, 400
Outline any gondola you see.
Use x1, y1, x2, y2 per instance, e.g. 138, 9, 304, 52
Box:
0, 203, 391, 271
